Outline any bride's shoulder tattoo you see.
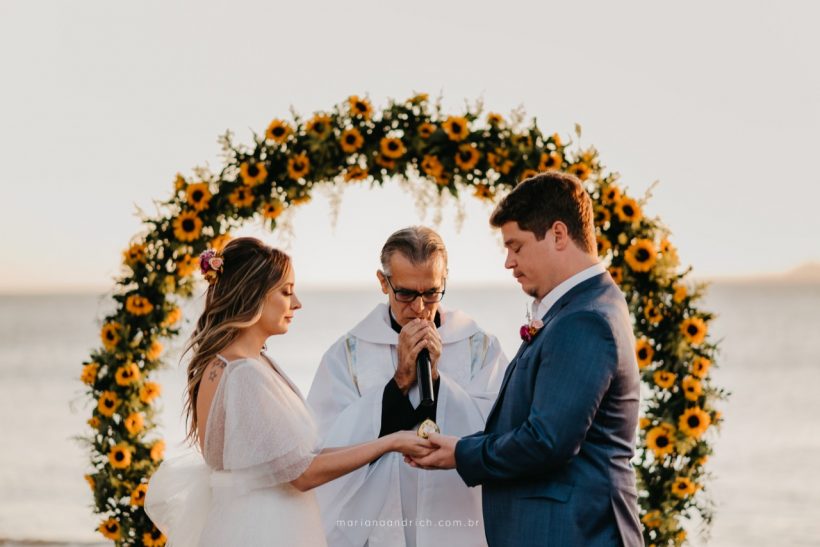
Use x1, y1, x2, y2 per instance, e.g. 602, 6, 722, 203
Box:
208, 360, 226, 381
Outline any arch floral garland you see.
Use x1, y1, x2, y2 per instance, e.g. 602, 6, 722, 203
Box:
80, 93, 726, 546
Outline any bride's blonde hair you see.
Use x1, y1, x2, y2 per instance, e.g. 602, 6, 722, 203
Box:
182, 237, 292, 444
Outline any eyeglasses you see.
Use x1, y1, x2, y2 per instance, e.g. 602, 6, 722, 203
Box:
383, 275, 446, 303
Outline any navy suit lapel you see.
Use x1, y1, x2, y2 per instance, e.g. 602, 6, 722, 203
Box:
485, 273, 609, 426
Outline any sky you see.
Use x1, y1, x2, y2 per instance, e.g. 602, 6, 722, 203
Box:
1, 0, 818, 291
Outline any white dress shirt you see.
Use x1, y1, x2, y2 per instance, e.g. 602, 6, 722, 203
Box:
531, 262, 607, 320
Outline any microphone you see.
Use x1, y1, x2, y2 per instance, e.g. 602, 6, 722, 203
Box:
416, 348, 435, 406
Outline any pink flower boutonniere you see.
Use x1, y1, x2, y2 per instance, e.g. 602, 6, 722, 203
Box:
520, 316, 544, 343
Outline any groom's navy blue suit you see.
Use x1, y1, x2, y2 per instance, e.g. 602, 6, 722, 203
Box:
455, 272, 643, 547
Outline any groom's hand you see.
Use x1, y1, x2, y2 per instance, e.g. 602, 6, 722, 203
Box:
404, 432, 458, 470
395, 319, 441, 394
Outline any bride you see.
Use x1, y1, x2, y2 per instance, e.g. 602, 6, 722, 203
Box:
145, 237, 434, 546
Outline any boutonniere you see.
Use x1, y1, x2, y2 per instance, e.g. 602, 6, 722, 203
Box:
519, 310, 544, 343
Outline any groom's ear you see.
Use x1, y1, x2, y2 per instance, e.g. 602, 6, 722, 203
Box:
551, 221, 570, 251
376, 271, 389, 295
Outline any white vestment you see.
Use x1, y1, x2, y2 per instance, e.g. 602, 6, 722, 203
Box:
307, 304, 508, 547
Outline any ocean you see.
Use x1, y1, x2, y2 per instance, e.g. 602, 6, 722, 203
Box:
1, 283, 819, 546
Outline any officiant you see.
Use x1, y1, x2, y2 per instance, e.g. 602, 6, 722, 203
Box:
307, 226, 508, 547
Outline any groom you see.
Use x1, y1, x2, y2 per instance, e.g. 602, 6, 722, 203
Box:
408, 172, 644, 546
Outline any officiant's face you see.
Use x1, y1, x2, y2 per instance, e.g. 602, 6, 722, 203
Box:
258, 267, 301, 335
378, 253, 447, 327
501, 221, 557, 299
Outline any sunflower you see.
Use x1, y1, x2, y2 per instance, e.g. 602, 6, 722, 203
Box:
568, 162, 591, 181
443, 115, 470, 141
660, 238, 674, 254
551, 132, 563, 148
81, 362, 99, 385
624, 239, 657, 273
343, 165, 368, 182
455, 144, 480, 171
646, 425, 675, 458
641, 510, 663, 528
380, 137, 406, 159
85, 474, 95, 491
609, 266, 624, 285
115, 362, 141, 386
130, 483, 148, 506
101, 321, 121, 351
654, 370, 677, 390
97, 391, 120, 417
228, 186, 255, 208
375, 154, 396, 170
421, 155, 444, 178
239, 161, 268, 187
172, 210, 203, 242
176, 254, 198, 277
639, 417, 651, 429
697, 455, 709, 466
139, 382, 161, 404
644, 300, 663, 325
261, 199, 285, 219
596, 235, 611, 257
594, 206, 611, 227
143, 528, 167, 547
601, 185, 621, 204
512, 133, 533, 149
408, 93, 429, 104
434, 172, 452, 187
418, 122, 436, 139
671, 476, 697, 498
667, 285, 686, 306
487, 148, 513, 174
123, 243, 146, 267
519, 168, 539, 182
339, 128, 364, 153
99, 518, 122, 541
486, 112, 504, 126
124, 412, 145, 436
210, 232, 231, 252
348, 95, 373, 120
473, 184, 494, 201
161, 306, 182, 328
287, 152, 311, 180
88, 416, 101, 429
682, 375, 702, 401
538, 152, 563, 171
108, 442, 132, 469
150, 440, 166, 462
146, 340, 163, 361
185, 183, 212, 211
173, 173, 186, 192
679, 406, 711, 438
615, 196, 642, 223
265, 119, 292, 144
635, 338, 654, 369
680, 317, 708, 345
691, 356, 711, 379
306, 114, 333, 139
125, 294, 154, 316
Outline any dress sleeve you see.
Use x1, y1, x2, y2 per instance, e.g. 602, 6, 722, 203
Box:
221, 361, 318, 483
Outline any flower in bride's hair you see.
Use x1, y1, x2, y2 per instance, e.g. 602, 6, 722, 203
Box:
150, 440, 166, 462
143, 527, 167, 547
98, 518, 122, 541
130, 483, 148, 506
108, 442, 132, 469
97, 391, 120, 417
199, 249, 224, 284
172, 210, 203, 243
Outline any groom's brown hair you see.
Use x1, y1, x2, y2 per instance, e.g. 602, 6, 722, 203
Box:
490, 171, 596, 254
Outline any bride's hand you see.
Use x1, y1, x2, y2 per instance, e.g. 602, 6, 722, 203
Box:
389, 430, 435, 458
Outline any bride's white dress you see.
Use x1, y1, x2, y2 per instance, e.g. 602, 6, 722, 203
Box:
145, 354, 328, 547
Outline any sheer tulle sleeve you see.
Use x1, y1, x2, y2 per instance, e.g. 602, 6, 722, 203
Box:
221, 360, 319, 483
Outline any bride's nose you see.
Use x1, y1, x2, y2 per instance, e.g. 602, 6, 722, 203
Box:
292, 294, 302, 310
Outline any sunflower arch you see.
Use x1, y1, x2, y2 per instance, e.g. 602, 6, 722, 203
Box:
81, 94, 725, 546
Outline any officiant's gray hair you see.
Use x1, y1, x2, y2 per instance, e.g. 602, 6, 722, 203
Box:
380, 226, 448, 275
